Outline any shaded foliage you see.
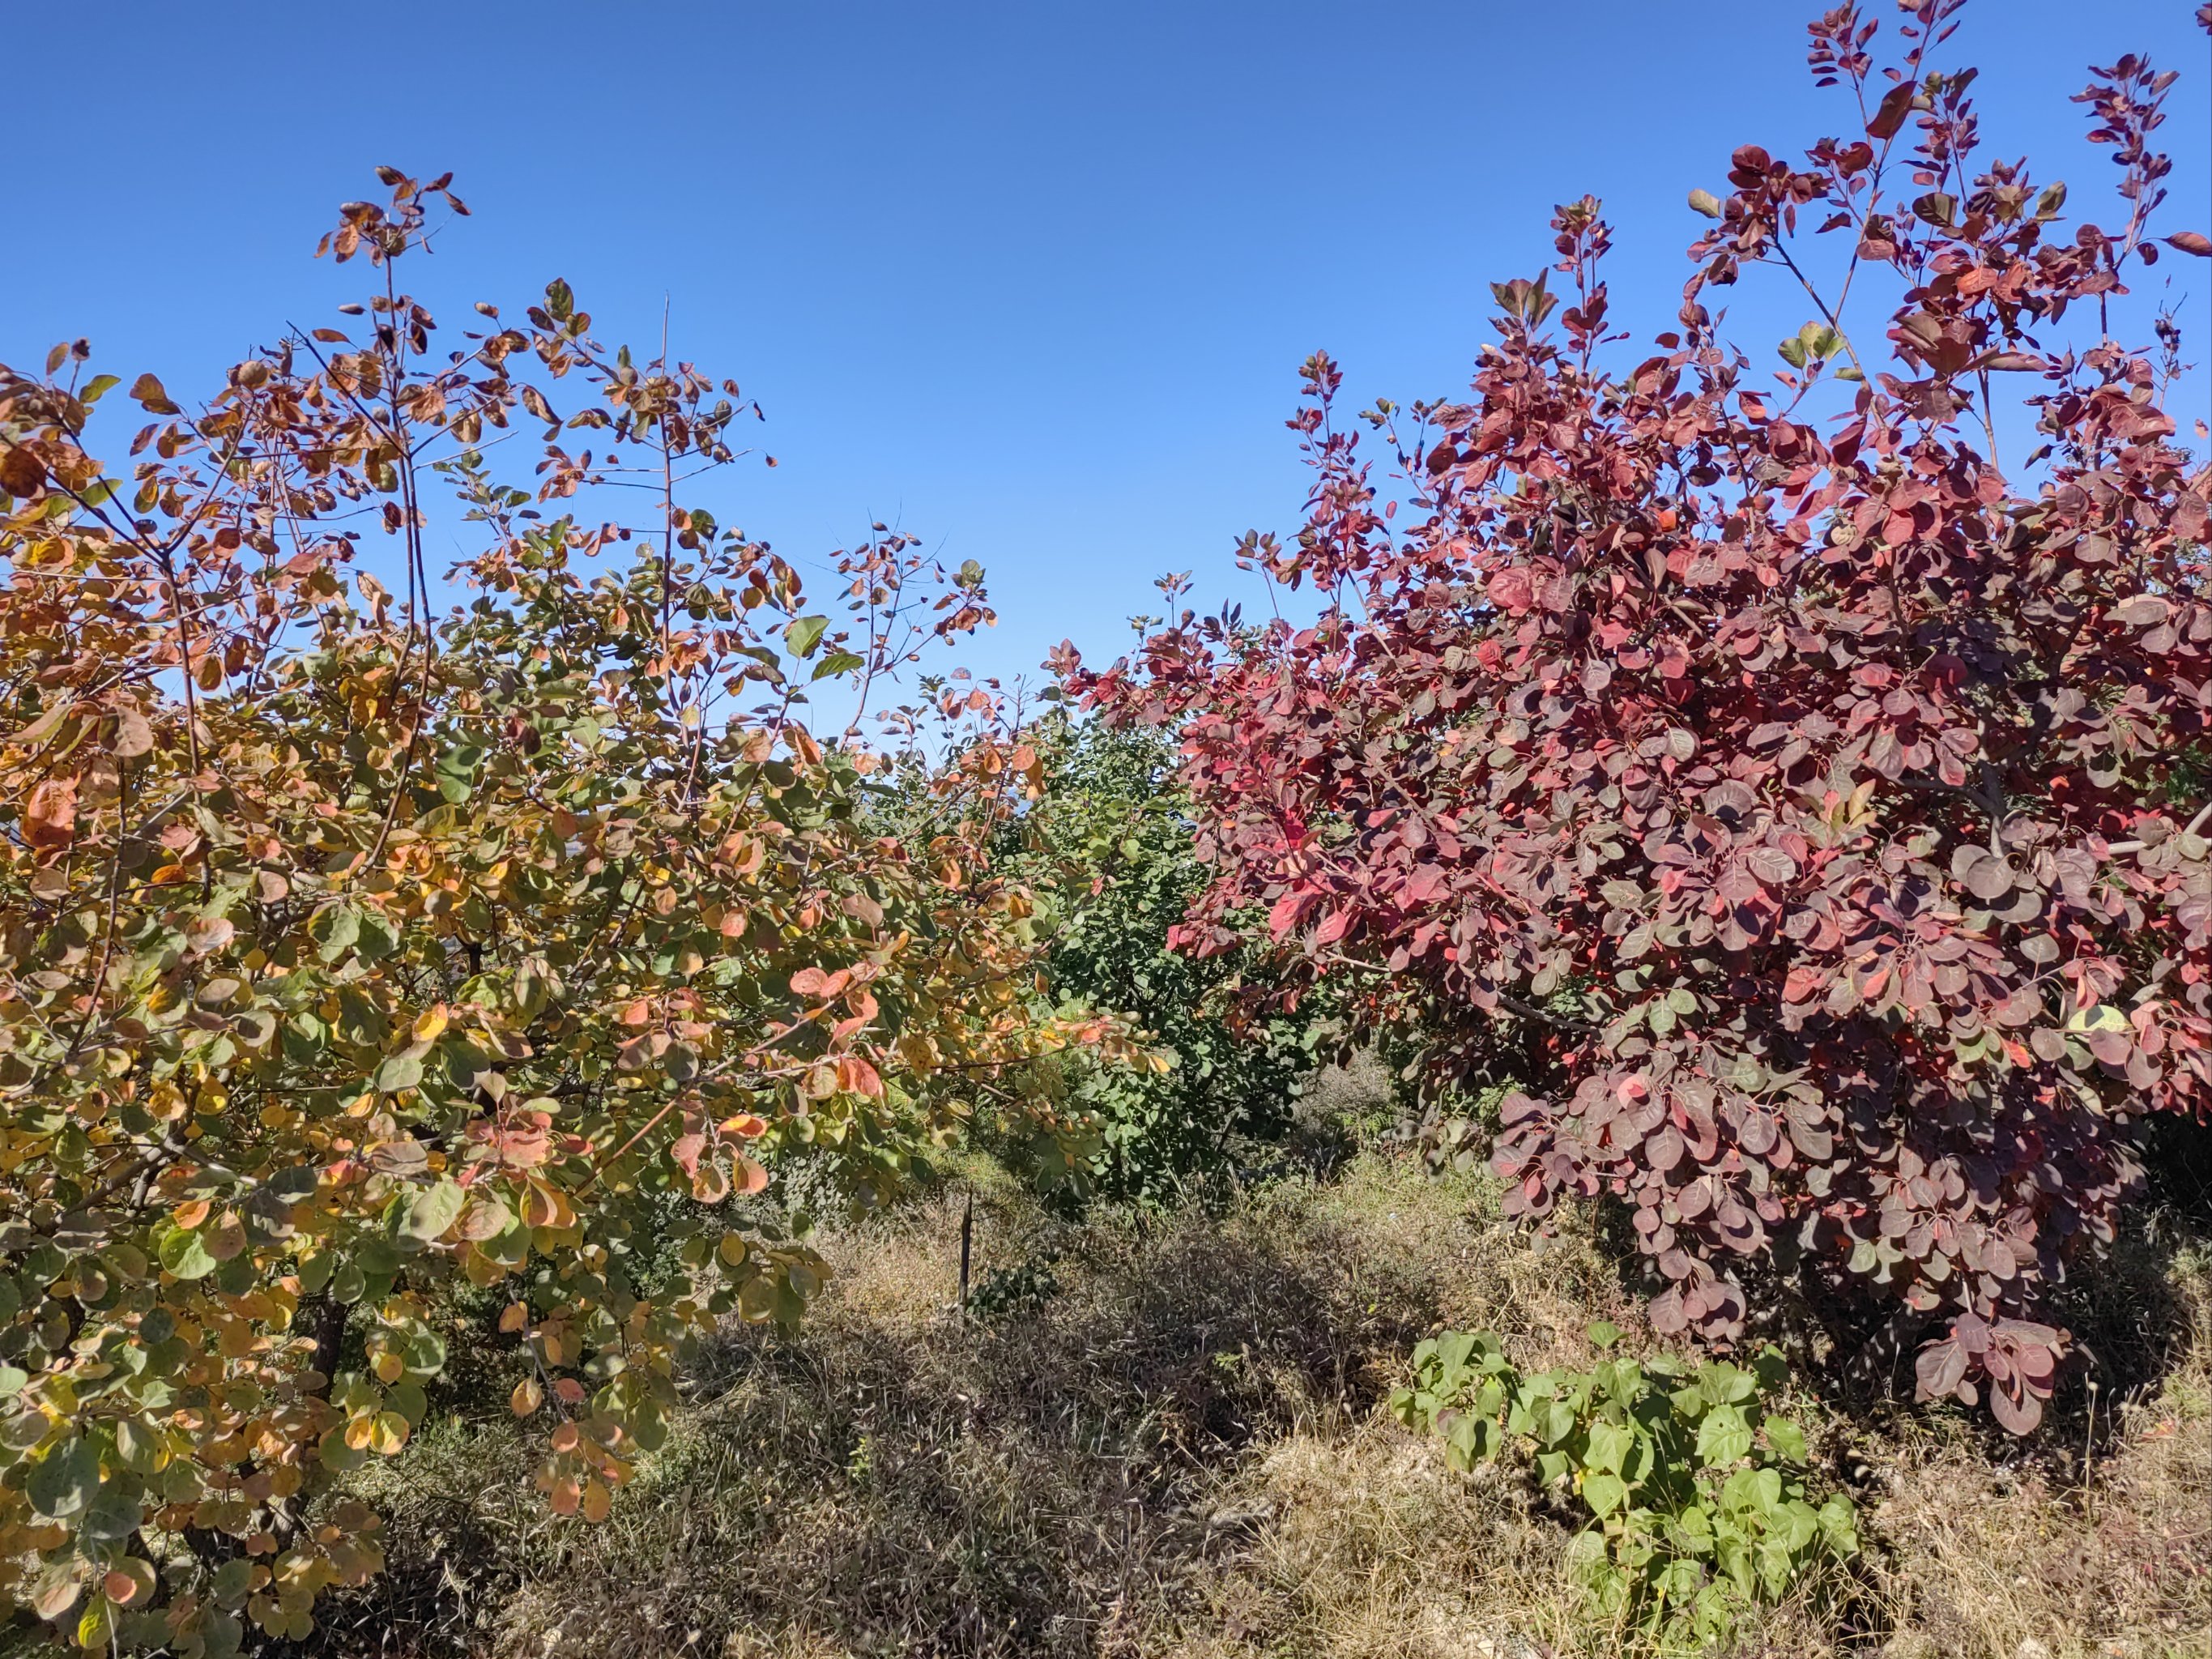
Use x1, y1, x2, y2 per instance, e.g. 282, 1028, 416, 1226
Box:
1002, 717, 1327, 1205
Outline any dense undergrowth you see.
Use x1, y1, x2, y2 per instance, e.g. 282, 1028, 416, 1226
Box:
251, 1135, 2207, 1659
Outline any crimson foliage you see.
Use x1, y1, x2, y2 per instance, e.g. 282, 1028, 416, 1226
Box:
1070, 1, 2212, 1432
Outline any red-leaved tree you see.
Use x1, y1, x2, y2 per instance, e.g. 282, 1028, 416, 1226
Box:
1068, 0, 2212, 1431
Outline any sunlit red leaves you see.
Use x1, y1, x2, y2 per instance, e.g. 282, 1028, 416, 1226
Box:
788, 964, 846, 1000
468, 1111, 554, 1171
1078, 5, 2211, 1436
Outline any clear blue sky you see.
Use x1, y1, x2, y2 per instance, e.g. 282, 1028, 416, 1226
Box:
6, 1, 2206, 694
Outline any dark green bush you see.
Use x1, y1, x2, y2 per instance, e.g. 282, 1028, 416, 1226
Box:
1009, 717, 1328, 1204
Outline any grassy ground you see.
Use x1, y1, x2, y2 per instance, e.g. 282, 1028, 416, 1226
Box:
300, 1153, 2210, 1659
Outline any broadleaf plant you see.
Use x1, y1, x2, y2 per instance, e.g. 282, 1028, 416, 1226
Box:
0, 172, 1137, 1651
1073, 0, 2212, 1433
1001, 714, 1328, 1204
1392, 1326, 1859, 1653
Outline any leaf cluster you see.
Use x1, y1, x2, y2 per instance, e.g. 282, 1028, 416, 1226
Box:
1004, 716, 1328, 1205
1392, 1326, 1859, 1653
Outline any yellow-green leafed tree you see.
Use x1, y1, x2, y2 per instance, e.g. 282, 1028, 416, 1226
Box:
0, 170, 1136, 1654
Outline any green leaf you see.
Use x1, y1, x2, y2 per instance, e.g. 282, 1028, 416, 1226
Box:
785, 616, 829, 658
157, 1225, 219, 1281
312, 904, 362, 963
376, 1052, 425, 1094
1777, 1499, 1819, 1551
1758, 1535, 1796, 1594
296, 1249, 335, 1295
1583, 1469, 1629, 1517
812, 650, 866, 681
211, 1557, 255, 1610
386, 1380, 429, 1424
1763, 1418, 1809, 1463
1564, 1528, 1611, 1586
1702, 1362, 1756, 1405
27, 1434, 101, 1519
79, 1473, 142, 1542
2065, 1002, 2130, 1035
265, 1165, 322, 1204
115, 1419, 161, 1472
354, 908, 401, 962
406, 1328, 449, 1373
403, 1178, 466, 1240
1695, 1403, 1754, 1467
1747, 1466, 1783, 1512
1818, 1494, 1860, 1554
1720, 1536, 1758, 1598
1584, 1420, 1634, 1474
1586, 1320, 1622, 1350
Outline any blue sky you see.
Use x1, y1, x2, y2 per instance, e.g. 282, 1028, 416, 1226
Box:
6, 0, 2206, 697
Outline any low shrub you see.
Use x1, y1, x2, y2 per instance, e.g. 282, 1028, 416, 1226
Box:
1392, 1325, 1860, 1653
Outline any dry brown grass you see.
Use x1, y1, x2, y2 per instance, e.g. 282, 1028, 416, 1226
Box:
299, 1154, 2211, 1659
1855, 1233, 2212, 1659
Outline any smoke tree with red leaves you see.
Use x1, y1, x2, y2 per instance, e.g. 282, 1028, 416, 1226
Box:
1069, 0, 2212, 1433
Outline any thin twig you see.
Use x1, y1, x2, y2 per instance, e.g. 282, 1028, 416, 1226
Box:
2105, 800, 2212, 855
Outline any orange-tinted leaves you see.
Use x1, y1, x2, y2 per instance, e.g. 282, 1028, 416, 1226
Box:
23, 778, 76, 854
0, 160, 1124, 1644
128, 372, 180, 414
0, 445, 45, 497
835, 1055, 884, 1098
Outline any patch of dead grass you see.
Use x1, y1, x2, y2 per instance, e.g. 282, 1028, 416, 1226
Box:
1858, 1241, 2212, 1659
300, 1155, 2210, 1659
